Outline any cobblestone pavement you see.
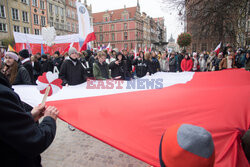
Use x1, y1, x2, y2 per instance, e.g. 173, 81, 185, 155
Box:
41, 119, 149, 167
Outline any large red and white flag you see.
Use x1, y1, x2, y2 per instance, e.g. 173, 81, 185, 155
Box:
77, 2, 96, 52
14, 69, 250, 167
214, 42, 221, 55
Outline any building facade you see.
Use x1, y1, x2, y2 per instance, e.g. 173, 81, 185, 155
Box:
142, 12, 151, 49
47, 0, 67, 35
0, 0, 32, 41
30, 0, 48, 35
93, 2, 143, 51
92, 0, 166, 51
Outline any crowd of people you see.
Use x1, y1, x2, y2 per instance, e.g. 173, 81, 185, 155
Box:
0, 44, 249, 87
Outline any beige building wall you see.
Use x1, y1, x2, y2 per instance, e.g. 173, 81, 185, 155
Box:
0, 0, 32, 41
47, 0, 67, 36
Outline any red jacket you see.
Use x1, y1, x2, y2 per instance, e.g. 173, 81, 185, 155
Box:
181, 58, 193, 71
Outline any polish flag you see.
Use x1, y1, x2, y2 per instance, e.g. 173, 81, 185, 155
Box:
134, 45, 137, 60
214, 42, 221, 55
144, 46, 147, 53
14, 69, 250, 167
106, 43, 111, 52
76, 2, 96, 52
62, 42, 74, 55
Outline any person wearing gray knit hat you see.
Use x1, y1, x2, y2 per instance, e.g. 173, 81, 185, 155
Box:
68, 47, 77, 55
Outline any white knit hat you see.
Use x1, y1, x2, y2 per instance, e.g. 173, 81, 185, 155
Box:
5, 52, 19, 61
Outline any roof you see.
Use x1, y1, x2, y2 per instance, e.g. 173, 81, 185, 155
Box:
93, 7, 137, 23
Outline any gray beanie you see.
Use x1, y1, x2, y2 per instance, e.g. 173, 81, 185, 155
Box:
68, 47, 77, 55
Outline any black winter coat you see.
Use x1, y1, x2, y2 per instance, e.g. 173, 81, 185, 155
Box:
13, 65, 32, 85
59, 59, 87, 85
213, 57, 223, 71
0, 72, 56, 167
133, 58, 152, 78
151, 57, 160, 74
169, 57, 176, 72
40, 60, 53, 73
53, 57, 63, 72
23, 61, 35, 84
109, 60, 130, 79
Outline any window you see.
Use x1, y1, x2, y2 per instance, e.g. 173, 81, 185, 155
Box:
112, 44, 115, 49
111, 24, 114, 31
124, 15, 126, 20
0, 23, 7, 32
35, 29, 40, 35
34, 14, 38, 25
99, 26, 102, 32
0, 5, 6, 18
60, 8, 64, 16
40, 0, 45, 10
22, 11, 28, 22
13, 25, 20, 32
23, 27, 29, 34
32, 0, 38, 7
192, 43, 196, 52
69, 0, 72, 6
12, 8, 19, 20
201, 43, 207, 51
124, 23, 127, 30
124, 32, 128, 40
100, 34, 103, 42
71, 11, 74, 18
49, 3, 53, 13
49, 22, 53, 27
67, 9, 70, 17
21, 0, 28, 4
41, 16, 46, 26
67, 22, 70, 31
112, 33, 115, 41
124, 44, 128, 49
72, 23, 74, 32
55, 6, 58, 15
105, 17, 108, 22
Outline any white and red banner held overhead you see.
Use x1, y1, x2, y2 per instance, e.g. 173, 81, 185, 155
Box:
14, 32, 80, 55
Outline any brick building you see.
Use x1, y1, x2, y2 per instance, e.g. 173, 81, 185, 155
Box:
93, 1, 143, 51
92, 0, 167, 51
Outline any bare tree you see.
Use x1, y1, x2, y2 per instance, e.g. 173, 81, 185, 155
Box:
162, 0, 249, 47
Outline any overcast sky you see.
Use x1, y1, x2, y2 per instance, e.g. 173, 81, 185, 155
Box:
82, 0, 184, 42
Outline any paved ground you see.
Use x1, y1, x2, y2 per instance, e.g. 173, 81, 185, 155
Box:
41, 119, 149, 167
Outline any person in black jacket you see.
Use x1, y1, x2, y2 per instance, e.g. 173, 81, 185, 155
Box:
52, 51, 63, 73
40, 54, 53, 74
0, 72, 59, 167
169, 53, 176, 72
59, 47, 87, 86
122, 49, 133, 74
133, 51, 152, 78
19, 49, 35, 84
2, 51, 32, 85
151, 51, 160, 74
109, 52, 130, 80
